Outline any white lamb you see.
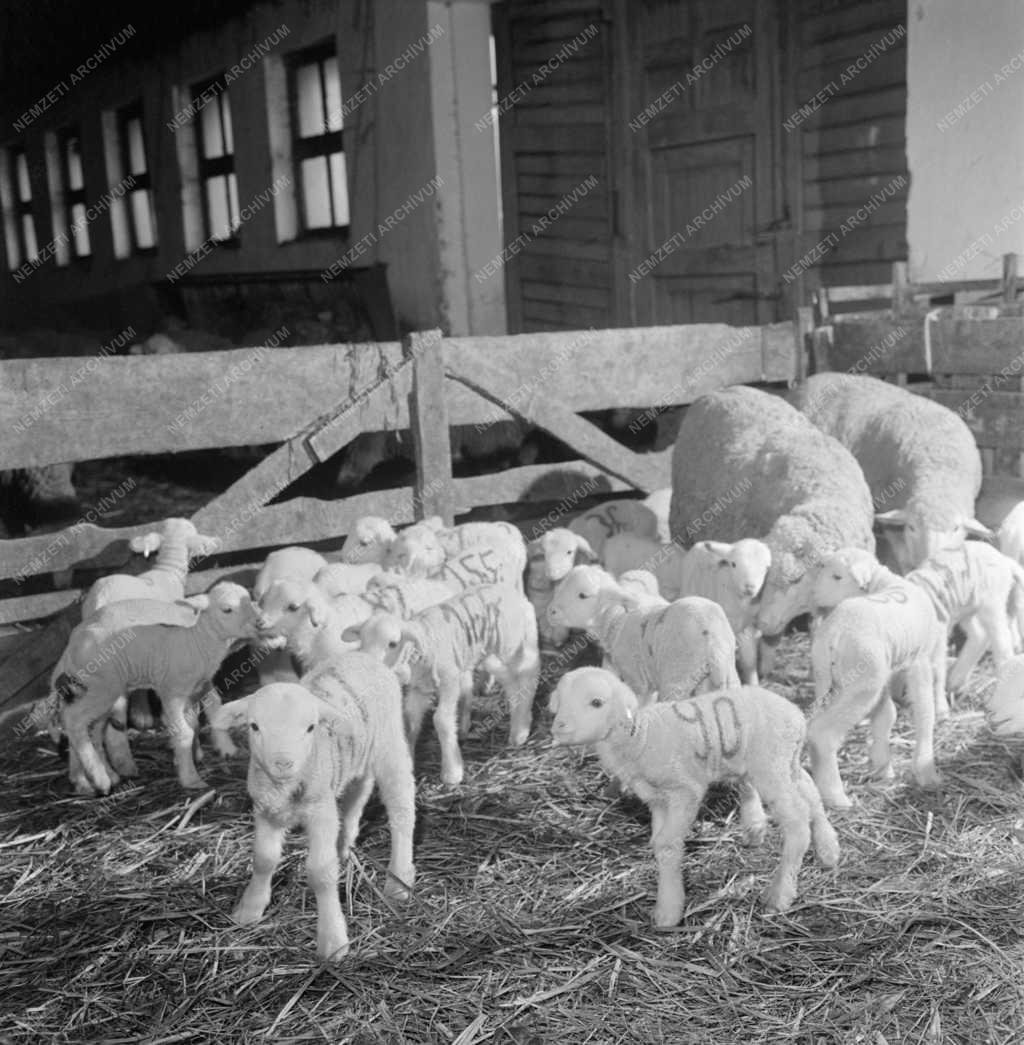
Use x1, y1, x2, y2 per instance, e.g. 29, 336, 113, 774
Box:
643, 487, 672, 542
546, 565, 740, 704
985, 653, 1024, 737
617, 569, 668, 608
569, 498, 660, 558
312, 561, 385, 598
997, 501, 1024, 649
54, 582, 263, 795
549, 668, 840, 923
525, 528, 598, 646
351, 584, 540, 785
252, 545, 329, 599
339, 516, 397, 565
808, 548, 946, 809
600, 534, 689, 600
213, 665, 415, 961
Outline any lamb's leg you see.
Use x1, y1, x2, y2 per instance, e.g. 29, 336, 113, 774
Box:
905, 660, 941, 791
162, 693, 207, 790
650, 788, 701, 928
457, 670, 473, 739
756, 770, 812, 913
104, 695, 139, 778
62, 702, 114, 796
948, 614, 987, 692
404, 685, 433, 752
199, 687, 236, 757
797, 768, 841, 868
306, 802, 349, 961
737, 779, 768, 847
433, 672, 465, 786
338, 774, 375, 863
233, 812, 284, 925
505, 646, 540, 748
932, 630, 950, 720
736, 627, 759, 686
867, 689, 897, 781
978, 602, 1016, 670
374, 758, 417, 900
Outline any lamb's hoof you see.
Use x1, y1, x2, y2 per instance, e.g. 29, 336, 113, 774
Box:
822, 792, 854, 811
507, 727, 530, 748
316, 928, 350, 961
440, 766, 464, 787
72, 776, 98, 797
180, 773, 208, 791
652, 901, 684, 928
384, 870, 414, 901
231, 902, 266, 926
915, 768, 943, 791
817, 833, 842, 869
128, 694, 159, 730
870, 763, 896, 782
761, 883, 796, 913
742, 821, 768, 848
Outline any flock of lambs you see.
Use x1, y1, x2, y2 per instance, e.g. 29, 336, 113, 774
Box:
30, 370, 1024, 962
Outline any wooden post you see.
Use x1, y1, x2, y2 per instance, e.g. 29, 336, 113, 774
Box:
1002, 252, 1018, 306
406, 329, 456, 525
794, 307, 813, 385
892, 261, 910, 314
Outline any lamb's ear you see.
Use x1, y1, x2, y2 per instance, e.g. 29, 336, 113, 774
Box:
572, 534, 599, 562
701, 539, 732, 564
849, 557, 875, 590
339, 623, 364, 644
964, 518, 994, 540
130, 532, 163, 557
211, 697, 249, 731
183, 594, 209, 613
875, 509, 908, 528
547, 683, 562, 714
304, 591, 331, 629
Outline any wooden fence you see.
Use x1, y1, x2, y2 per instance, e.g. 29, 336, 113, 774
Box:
0, 319, 802, 715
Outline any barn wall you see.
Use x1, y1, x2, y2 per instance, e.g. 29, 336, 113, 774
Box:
793, 0, 909, 290
906, 0, 1024, 282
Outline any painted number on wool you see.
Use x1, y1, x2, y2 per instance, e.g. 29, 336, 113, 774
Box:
670, 696, 742, 760
443, 548, 502, 586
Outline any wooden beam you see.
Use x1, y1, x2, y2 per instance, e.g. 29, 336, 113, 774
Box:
407, 331, 455, 525
1003, 253, 1019, 305
928, 389, 1024, 450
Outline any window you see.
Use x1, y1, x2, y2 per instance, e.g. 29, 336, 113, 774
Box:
193, 75, 239, 242
2, 146, 39, 268
289, 42, 349, 233
59, 129, 90, 259
118, 100, 158, 251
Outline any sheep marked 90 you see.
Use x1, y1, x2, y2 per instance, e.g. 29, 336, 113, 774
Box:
669, 385, 876, 638
549, 668, 840, 924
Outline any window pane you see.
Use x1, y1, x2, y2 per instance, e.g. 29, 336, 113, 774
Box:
329, 151, 349, 226
221, 94, 234, 155
200, 98, 224, 159
206, 175, 232, 240
324, 57, 342, 132
296, 62, 325, 138
66, 136, 85, 191
15, 152, 31, 202
228, 172, 240, 232
22, 214, 38, 259
301, 156, 331, 228
131, 188, 157, 248
71, 202, 90, 256
127, 118, 147, 175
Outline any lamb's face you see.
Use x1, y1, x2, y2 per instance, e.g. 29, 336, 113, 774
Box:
985, 657, 1024, 737
256, 579, 325, 648
540, 529, 587, 581
877, 501, 991, 572
724, 539, 772, 598
244, 683, 320, 781
341, 516, 394, 564
812, 547, 877, 611
756, 552, 814, 637
546, 566, 605, 628
206, 582, 264, 639
356, 612, 405, 662
549, 667, 634, 746
385, 530, 443, 577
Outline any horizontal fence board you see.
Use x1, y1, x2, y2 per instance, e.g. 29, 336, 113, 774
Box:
928, 389, 1024, 450
931, 318, 1024, 374
828, 315, 926, 371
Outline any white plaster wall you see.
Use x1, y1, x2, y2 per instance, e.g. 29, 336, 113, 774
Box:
907, 0, 1024, 281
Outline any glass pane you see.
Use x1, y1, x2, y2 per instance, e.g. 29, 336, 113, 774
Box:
15, 152, 31, 202
71, 202, 90, 256
301, 156, 331, 228
22, 214, 38, 259
200, 98, 224, 159
206, 175, 232, 240
127, 117, 147, 175
221, 94, 234, 155
324, 57, 342, 132
296, 62, 325, 138
227, 172, 240, 232
131, 189, 157, 249
66, 136, 84, 191
329, 151, 349, 226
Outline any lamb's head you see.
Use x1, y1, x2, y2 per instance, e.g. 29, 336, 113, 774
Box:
701, 538, 771, 598
618, 569, 661, 600
530, 528, 597, 582
340, 515, 397, 564
756, 517, 836, 637
876, 499, 992, 573
129, 518, 221, 561
256, 579, 331, 650
548, 667, 639, 746
546, 565, 618, 629
212, 683, 347, 783
343, 612, 420, 683
984, 656, 1024, 738
384, 526, 445, 577
202, 582, 263, 640
812, 547, 880, 612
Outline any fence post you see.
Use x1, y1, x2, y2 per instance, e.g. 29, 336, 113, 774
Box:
406, 329, 456, 525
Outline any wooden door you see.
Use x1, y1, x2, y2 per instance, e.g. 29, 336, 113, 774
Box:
623, 0, 793, 326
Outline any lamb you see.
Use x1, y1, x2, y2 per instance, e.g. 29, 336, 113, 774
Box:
985, 653, 1024, 737
569, 498, 660, 558
997, 501, 1024, 649
792, 372, 990, 572
312, 561, 385, 598
212, 665, 415, 961
600, 534, 689, 600
339, 515, 397, 565
525, 528, 598, 646
350, 584, 540, 785
669, 385, 876, 639
54, 582, 263, 795
807, 548, 947, 809
617, 569, 667, 608
643, 487, 673, 542
252, 545, 329, 599
549, 668, 840, 923
546, 565, 740, 703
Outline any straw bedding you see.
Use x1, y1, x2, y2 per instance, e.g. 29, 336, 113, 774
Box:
2, 631, 1022, 1045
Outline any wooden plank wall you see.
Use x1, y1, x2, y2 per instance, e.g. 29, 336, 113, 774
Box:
497, 0, 615, 332
797, 0, 909, 287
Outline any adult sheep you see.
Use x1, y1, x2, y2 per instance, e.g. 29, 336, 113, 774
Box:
669, 385, 875, 639
791, 372, 990, 572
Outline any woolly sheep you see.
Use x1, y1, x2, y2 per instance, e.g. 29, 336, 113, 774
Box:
252, 545, 329, 599
569, 498, 660, 558
55, 582, 263, 795
600, 534, 689, 600
669, 385, 875, 638
546, 565, 739, 704
905, 542, 1024, 693
617, 569, 667, 608
808, 549, 946, 808
793, 372, 990, 572
525, 528, 599, 646
339, 516, 398, 565
985, 653, 1024, 737
549, 668, 840, 922
312, 561, 385, 598
213, 664, 415, 961
349, 584, 540, 785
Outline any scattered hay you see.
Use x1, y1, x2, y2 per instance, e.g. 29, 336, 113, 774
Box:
2, 632, 1023, 1044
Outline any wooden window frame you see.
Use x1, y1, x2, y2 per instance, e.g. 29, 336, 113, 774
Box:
58, 127, 91, 262
117, 99, 158, 256
10, 145, 37, 266
192, 73, 240, 246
